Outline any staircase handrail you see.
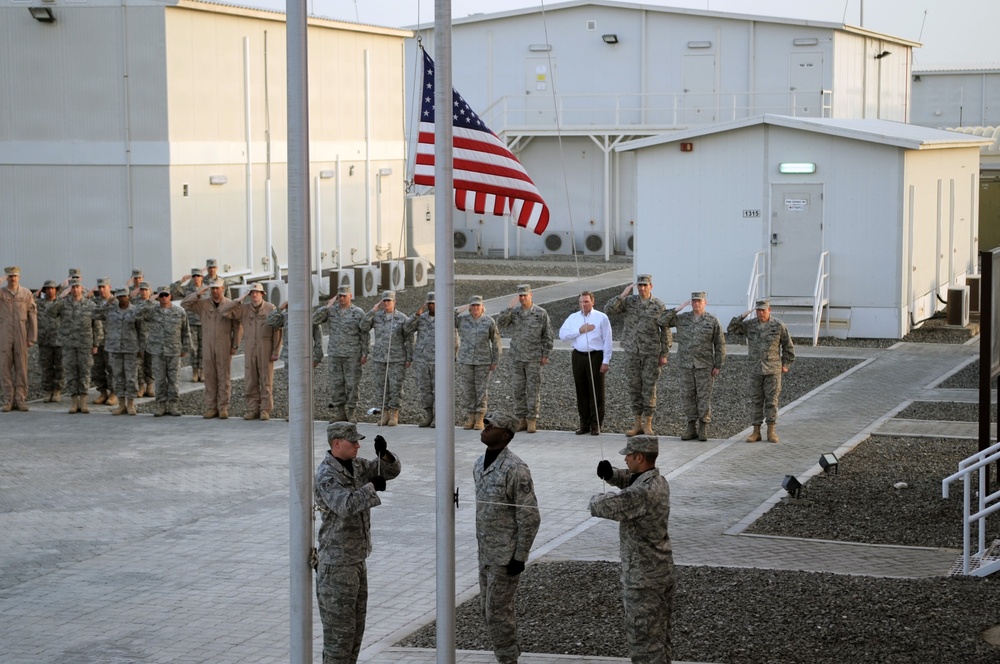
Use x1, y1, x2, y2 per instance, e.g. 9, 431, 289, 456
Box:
810, 251, 830, 345
747, 250, 766, 309
942, 442, 1000, 575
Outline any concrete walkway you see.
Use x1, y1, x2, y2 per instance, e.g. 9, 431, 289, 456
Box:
0, 277, 985, 662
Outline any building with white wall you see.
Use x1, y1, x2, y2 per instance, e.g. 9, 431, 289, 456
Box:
911, 65, 1000, 129
617, 115, 990, 339
408, 0, 918, 259
1, 0, 411, 290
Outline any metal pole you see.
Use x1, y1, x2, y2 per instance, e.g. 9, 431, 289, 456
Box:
434, 1, 456, 662
286, 1, 314, 662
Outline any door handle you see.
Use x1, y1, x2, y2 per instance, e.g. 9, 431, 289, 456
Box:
771, 233, 780, 246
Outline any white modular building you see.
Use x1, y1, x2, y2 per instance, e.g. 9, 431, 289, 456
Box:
1, 0, 411, 291
408, 0, 919, 259
911, 65, 1000, 129
617, 115, 991, 339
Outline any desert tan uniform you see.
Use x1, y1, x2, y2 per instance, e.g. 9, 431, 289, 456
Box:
182, 293, 243, 413
0, 284, 38, 408
220, 299, 281, 415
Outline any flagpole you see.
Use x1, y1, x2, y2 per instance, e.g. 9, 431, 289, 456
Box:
433, 0, 456, 662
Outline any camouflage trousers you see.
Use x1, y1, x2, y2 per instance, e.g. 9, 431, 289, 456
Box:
38, 344, 64, 392
623, 556, 676, 664
749, 372, 782, 425
327, 355, 363, 410
458, 363, 492, 415
510, 360, 543, 420
188, 325, 203, 369
151, 353, 181, 404
62, 346, 94, 396
109, 352, 139, 399
624, 352, 663, 417
91, 345, 112, 392
678, 366, 715, 423
478, 562, 521, 664
372, 361, 405, 410
137, 350, 154, 387
413, 360, 435, 410
316, 561, 367, 664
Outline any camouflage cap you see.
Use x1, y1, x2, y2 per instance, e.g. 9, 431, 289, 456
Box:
469, 295, 484, 305
337, 285, 352, 296
4, 266, 20, 276
636, 274, 652, 285
516, 284, 532, 295
114, 288, 129, 298
619, 435, 659, 456
157, 287, 171, 296
426, 291, 435, 303
691, 291, 706, 301
247, 282, 265, 293
68, 268, 81, 278
69, 277, 83, 287
483, 411, 518, 435
191, 268, 204, 277
755, 298, 770, 310
206, 259, 218, 268
138, 281, 151, 290
327, 421, 365, 442
96, 277, 110, 287
43, 280, 58, 288
207, 278, 225, 288
381, 290, 396, 301
131, 268, 143, 277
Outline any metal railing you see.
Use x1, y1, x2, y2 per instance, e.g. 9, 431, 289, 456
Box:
811, 251, 830, 346
481, 90, 834, 131
942, 440, 1000, 576
747, 250, 766, 310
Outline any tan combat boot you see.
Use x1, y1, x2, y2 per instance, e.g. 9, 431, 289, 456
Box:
419, 408, 434, 428
260, 411, 270, 421
106, 392, 118, 406
746, 425, 762, 443
126, 399, 137, 415
516, 418, 528, 432
68, 395, 79, 414
79, 398, 90, 414
136, 382, 146, 398
526, 419, 537, 434
112, 401, 127, 416
51, 389, 61, 402
625, 416, 643, 437
154, 403, 166, 417
379, 409, 390, 426
463, 414, 475, 430
93, 389, 109, 405
642, 415, 655, 436
203, 408, 219, 419
767, 423, 779, 443
680, 420, 697, 440
473, 413, 485, 430
697, 420, 708, 442
145, 381, 155, 398
219, 408, 229, 420
191, 368, 200, 382
387, 409, 398, 427
243, 410, 259, 420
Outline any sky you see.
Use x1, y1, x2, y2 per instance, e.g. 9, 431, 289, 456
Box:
246, 0, 998, 67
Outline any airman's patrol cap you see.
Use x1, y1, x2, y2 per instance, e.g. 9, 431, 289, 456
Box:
619, 435, 659, 456
327, 421, 365, 442
517, 284, 532, 295
755, 299, 770, 310
691, 291, 706, 301
483, 411, 518, 436
381, 290, 396, 302
469, 295, 484, 305
636, 274, 652, 285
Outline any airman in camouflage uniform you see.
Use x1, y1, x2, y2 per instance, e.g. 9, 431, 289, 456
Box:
456, 295, 501, 430
137, 288, 192, 417
659, 291, 726, 441
496, 285, 553, 434
404, 291, 454, 428
131, 282, 156, 397
605, 275, 671, 436
267, 300, 322, 421
89, 277, 117, 406
49, 278, 102, 414
474, 411, 540, 664
359, 291, 411, 427
170, 268, 205, 382
312, 285, 369, 423
590, 436, 674, 664
314, 423, 400, 664
95, 289, 141, 415
0, 267, 38, 412
728, 299, 795, 443
34, 280, 64, 403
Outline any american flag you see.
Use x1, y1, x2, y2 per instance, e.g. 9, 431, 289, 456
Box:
413, 49, 550, 235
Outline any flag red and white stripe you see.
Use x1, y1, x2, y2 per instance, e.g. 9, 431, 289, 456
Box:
413, 49, 550, 235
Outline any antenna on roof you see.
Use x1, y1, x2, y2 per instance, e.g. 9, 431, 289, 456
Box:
918, 10, 928, 42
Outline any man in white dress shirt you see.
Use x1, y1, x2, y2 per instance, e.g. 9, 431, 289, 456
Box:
558, 291, 613, 435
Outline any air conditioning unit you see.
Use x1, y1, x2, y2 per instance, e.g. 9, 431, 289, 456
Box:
261, 280, 288, 307
379, 260, 405, 292
228, 284, 253, 301
354, 266, 379, 297
326, 269, 354, 297
625, 233, 635, 256
406, 257, 430, 287
583, 232, 605, 255
454, 229, 478, 254
543, 231, 572, 255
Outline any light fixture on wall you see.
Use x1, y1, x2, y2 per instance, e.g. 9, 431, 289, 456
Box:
601, 34, 619, 45
793, 38, 819, 46
319, 170, 335, 179
778, 162, 817, 174
29, 7, 55, 22
874, 50, 891, 60
209, 175, 228, 185
378, 167, 393, 176
687, 40, 712, 49
528, 44, 552, 52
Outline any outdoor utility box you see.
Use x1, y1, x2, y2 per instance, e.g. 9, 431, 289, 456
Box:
967, 275, 981, 314
947, 286, 970, 327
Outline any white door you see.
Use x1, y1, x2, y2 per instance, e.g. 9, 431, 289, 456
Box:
682, 53, 716, 124
524, 57, 557, 126
770, 184, 824, 298
789, 52, 824, 117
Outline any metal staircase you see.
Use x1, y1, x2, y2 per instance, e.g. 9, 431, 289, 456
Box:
746, 251, 833, 345
943, 439, 1000, 576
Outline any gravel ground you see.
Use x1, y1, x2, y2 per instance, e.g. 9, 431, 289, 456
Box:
941, 360, 980, 389
896, 401, 995, 422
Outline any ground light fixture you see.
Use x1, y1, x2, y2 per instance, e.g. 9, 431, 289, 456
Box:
819, 453, 839, 474
782, 475, 802, 499
29, 7, 55, 22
